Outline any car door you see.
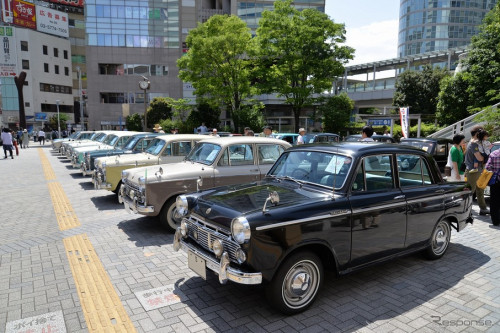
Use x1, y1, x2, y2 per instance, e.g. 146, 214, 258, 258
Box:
213, 143, 260, 187
159, 140, 192, 164
349, 154, 407, 266
256, 144, 286, 176
397, 154, 446, 248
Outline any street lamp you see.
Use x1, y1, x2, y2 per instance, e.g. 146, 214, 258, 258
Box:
76, 66, 84, 130
139, 76, 150, 131
56, 100, 61, 139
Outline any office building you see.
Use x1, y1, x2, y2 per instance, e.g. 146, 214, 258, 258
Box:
398, 0, 497, 57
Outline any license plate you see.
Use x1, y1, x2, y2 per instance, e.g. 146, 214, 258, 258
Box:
188, 251, 206, 280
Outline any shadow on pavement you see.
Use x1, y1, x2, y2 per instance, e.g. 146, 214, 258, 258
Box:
117, 217, 172, 247
172, 243, 489, 332
90, 194, 121, 210
79, 181, 94, 190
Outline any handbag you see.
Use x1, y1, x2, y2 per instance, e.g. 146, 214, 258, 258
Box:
477, 169, 493, 189
489, 171, 499, 186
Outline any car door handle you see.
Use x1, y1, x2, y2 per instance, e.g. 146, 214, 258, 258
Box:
250, 169, 259, 172
435, 189, 446, 194
394, 195, 406, 200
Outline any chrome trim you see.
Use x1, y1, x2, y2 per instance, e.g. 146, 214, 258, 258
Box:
190, 213, 231, 234
122, 195, 154, 213
407, 197, 442, 205
174, 230, 262, 285
256, 213, 345, 231
351, 202, 406, 215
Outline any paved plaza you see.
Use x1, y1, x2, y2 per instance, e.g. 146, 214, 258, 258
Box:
0, 144, 499, 333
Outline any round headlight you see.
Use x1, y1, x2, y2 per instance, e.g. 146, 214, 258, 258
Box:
138, 176, 146, 185
180, 220, 188, 237
102, 161, 106, 168
235, 249, 247, 264
121, 170, 129, 178
176, 196, 189, 216
231, 217, 251, 244
212, 239, 223, 257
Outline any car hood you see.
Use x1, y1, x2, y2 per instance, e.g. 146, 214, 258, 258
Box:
123, 160, 209, 185
192, 180, 333, 230
74, 144, 113, 154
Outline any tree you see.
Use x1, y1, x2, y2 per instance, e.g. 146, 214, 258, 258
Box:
146, 97, 173, 127
185, 101, 221, 131
177, 15, 258, 133
393, 64, 449, 116
462, 3, 500, 110
254, 0, 353, 132
48, 113, 69, 131
319, 93, 354, 135
126, 113, 143, 131
436, 72, 471, 125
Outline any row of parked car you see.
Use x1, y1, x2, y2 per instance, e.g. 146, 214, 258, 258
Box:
52, 130, 474, 314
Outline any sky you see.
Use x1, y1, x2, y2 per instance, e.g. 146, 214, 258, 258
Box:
325, 0, 400, 65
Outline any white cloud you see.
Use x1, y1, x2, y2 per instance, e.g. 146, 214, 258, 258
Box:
343, 19, 399, 65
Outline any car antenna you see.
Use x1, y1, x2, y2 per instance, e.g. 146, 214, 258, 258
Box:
332, 145, 339, 197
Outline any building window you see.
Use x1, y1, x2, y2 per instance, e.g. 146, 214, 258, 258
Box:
20, 41, 28, 51
22, 60, 29, 70
64, 67, 69, 76
55, 65, 59, 74
44, 63, 49, 73
25, 102, 30, 107
40, 83, 72, 95
43, 45, 48, 55
64, 50, 68, 59
54, 48, 59, 57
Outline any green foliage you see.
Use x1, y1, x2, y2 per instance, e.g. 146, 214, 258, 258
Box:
159, 118, 184, 133
462, 3, 500, 109
126, 113, 143, 132
436, 73, 471, 125
146, 97, 173, 127
177, 15, 256, 132
185, 101, 221, 132
254, 0, 354, 132
319, 93, 354, 135
232, 103, 265, 134
393, 64, 450, 116
48, 113, 69, 130
348, 122, 441, 141
475, 106, 500, 141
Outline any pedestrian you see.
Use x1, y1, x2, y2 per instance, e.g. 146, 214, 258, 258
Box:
360, 125, 375, 142
33, 130, 37, 143
477, 129, 492, 162
1, 128, 14, 159
262, 126, 273, 138
464, 125, 489, 215
197, 122, 208, 134
448, 133, 465, 181
17, 128, 23, 148
246, 130, 254, 136
38, 128, 46, 145
485, 147, 500, 226
244, 127, 251, 136
22, 129, 29, 148
297, 128, 306, 145
211, 128, 220, 137
62, 129, 68, 138
11, 130, 19, 156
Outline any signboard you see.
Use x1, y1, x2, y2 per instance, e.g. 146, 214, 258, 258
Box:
368, 118, 391, 126
36, 5, 69, 38
399, 107, 410, 139
35, 112, 47, 121
2, 0, 13, 23
0, 26, 18, 77
13, 0, 36, 30
135, 285, 186, 311
49, 0, 84, 8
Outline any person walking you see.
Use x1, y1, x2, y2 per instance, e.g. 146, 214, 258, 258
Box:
22, 129, 29, 149
448, 133, 466, 181
485, 147, 500, 225
297, 128, 306, 145
1, 128, 14, 159
38, 129, 46, 145
11, 130, 19, 156
464, 126, 489, 215
262, 126, 273, 138
17, 128, 23, 148
360, 125, 375, 142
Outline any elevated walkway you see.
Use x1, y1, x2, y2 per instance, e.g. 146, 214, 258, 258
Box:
428, 102, 499, 140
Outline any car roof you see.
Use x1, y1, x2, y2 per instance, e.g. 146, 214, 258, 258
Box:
287, 142, 427, 157
401, 137, 452, 143
305, 133, 339, 136
154, 134, 206, 142
194, 136, 293, 147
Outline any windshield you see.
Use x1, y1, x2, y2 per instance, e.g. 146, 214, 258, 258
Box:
123, 136, 140, 150
401, 141, 435, 153
268, 151, 353, 189
69, 132, 79, 139
105, 135, 118, 145
97, 134, 109, 142
145, 138, 166, 155
185, 142, 222, 165
345, 135, 361, 142
115, 136, 130, 148
302, 134, 317, 144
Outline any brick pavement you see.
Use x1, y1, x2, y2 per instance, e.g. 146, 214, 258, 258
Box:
0, 143, 499, 332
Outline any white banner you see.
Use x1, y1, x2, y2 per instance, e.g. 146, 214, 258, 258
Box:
36, 5, 69, 38
399, 107, 409, 138
0, 26, 18, 77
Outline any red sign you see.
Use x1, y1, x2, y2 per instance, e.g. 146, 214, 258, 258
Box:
13, 0, 36, 30
49, 0, 84, 8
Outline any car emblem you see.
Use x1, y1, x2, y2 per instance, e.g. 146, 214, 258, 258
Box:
206, 208, 212, 215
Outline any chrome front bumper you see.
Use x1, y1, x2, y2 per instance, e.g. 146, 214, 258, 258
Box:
80, 163, 93, 176
121, 194, 154, 214
91, 171, 112, 190
173, 228, 262, 285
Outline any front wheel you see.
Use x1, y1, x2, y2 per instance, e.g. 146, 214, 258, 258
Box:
425, 220, 451, 260
159, 197, 183, 232
265, 251, 323, 315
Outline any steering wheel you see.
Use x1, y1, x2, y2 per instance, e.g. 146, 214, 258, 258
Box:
291, 168, 309, 179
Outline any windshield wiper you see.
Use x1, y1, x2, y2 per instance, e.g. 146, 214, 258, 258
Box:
277, 175, 303, 187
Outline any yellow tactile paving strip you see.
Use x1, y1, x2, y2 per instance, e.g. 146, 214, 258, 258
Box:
63, 234, 137, 333
47, 182, 81, 230
38, 148, 56, 181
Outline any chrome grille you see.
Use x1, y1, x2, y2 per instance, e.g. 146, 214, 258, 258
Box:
122, 179, 145, 204
185, 215, 241, 263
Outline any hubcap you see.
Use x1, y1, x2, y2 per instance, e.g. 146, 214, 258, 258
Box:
432, 222, 449, 255
282, 260, 320, 309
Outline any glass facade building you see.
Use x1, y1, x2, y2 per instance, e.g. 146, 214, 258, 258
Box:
398, 0, 497, 57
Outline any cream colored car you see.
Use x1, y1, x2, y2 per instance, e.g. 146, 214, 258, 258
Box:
119, 137, 291, 231
92, 134, 204, 195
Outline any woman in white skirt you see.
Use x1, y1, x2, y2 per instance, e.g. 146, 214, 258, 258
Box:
447, 133, 466, 181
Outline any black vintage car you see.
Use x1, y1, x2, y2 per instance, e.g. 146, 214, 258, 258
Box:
173, 143, 473, 314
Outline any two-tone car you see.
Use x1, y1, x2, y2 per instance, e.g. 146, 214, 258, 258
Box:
81, 133, 160, 176
70, 131, 133, 168
62, 131, 111, 158
54, 131, 95, 154
119, 137, 291, 231
93, 134, 204, 195
173, 143, 473, 314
